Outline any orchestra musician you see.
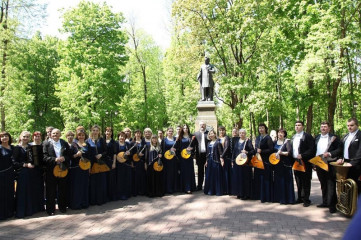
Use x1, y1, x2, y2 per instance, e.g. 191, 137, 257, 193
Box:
114, 131, 132, 200
253, 123, 273, 202
313, 121, 340, 213
68, 129, 90, 210
231, 129, 254, 200
194, 121, 209, 191
272, 128, 295, 204
129, 129, 147, 196
0, 132, 15, 220
218, 126, 231, 194
146, 134, 164, 197
87, 125, 108, 205
161, 127, 179, 194
43, 129, 70, 215
104, 127, 117, 201
291, 121, 315, 207
333, 118, 361, 194
178, 124, 196, 194
204, 129, 224, 196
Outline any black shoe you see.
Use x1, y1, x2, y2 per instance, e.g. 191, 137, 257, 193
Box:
295, 199, 303, 204
241, 196, 249, 200
196, 186, 202, 191
317, 204, 328, 208
47, 212, 55, 216
329, 208, 337, 214
303, 202, 311, 207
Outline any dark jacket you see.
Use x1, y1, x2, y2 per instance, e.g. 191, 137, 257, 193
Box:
314, 133, 341, 161
332, 130, 361, 166
43, 139, 71, 169
290, 132, 315, 162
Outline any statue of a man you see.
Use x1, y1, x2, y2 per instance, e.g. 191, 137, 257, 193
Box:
197, 57, 215, 101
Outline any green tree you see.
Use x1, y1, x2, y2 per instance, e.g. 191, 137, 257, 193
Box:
55, 1, 128, 131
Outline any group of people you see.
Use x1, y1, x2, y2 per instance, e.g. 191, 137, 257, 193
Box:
0, 117, 360, 220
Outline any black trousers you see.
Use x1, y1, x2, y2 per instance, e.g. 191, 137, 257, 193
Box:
316, 165, 337, 208
196, 153, 207, 189
45, 169, 68, 213
294, 161, 312, 203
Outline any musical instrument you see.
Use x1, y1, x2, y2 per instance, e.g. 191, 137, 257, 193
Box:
77, 142, 91, 170
309, 136, 337, 172
117, 152, 126, 163
330, 162, 358, 217
251, 137, 264, 169
90, 139, 110, 174
235, 138, 248, 166
269, 139, 288, 165
53, 162, 69, 178
181, 136, 196, 159
164, 137, 178, 160
53, 148, 68, 178
133, 145, 146, 162
153, 156, 163, 172
28, 145, 43, 166
292, 159, 306, 172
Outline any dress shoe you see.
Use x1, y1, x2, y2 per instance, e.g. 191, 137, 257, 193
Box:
47, 212, 55, 216
317, 204, 328, 208
295, 199, 303, 204
196, 186, 203, 191
303, 202, 311, 207
329, 208, 337, 214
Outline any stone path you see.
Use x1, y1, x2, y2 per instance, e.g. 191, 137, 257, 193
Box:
0, 172, 351, 240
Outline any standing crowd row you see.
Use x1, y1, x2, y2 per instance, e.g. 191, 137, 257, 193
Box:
0, 117, 360, 220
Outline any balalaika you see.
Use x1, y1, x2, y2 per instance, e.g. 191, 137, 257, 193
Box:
330, 162, 358, 217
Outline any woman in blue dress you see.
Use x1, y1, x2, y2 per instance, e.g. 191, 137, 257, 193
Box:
13, 131, 44, 218
88, 125, 108, 205
129, 130, 147, 196
0, 131, 15, 220
204, 129, 224, 196
161, 127, 179, 194
253, 123, 274, 202
104, 127, 117, 201
218, 126, 231, 194
146, 134, 164, 197
273, 128, 295, 204
231, 129, 255, 200
68, 129, 90, 209
178, 124, 196, 194
114, 131, 132, 200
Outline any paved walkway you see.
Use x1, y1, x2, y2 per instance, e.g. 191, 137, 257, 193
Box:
0, 172, 352, 240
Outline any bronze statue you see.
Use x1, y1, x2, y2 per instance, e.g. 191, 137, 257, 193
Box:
197, 57, 215, 101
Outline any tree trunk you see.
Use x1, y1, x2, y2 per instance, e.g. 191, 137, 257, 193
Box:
0, 0, 9, 131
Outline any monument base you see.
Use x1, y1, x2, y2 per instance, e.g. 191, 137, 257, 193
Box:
195, 101, 217, 132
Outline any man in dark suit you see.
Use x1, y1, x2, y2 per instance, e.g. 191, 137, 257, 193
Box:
314, 121, 341, 213
333, 118, 361, 194
291, 121, 315, 207
194, 121, 209, 190
43, 128, 70, 215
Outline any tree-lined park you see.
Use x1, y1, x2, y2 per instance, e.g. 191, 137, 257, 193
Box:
1, 0, 360, 138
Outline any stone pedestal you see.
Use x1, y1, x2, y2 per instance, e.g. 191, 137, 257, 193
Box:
195, 101, 217, 132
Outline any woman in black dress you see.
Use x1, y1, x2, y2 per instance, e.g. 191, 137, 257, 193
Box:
0, 131, 15, 220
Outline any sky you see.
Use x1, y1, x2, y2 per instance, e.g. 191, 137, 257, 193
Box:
39, 0, 172, 49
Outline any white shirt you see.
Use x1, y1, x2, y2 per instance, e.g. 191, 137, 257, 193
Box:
51, 140, 62, 158
292, 131, 304, 158
316, 134, 329, 156
200, 131, 206, 153
344, 130, 358, 159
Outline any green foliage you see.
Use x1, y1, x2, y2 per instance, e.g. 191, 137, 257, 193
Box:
55, 1, 128, 132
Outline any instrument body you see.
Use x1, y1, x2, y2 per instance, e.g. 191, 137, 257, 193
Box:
235, 138, 249, 166
180, 136, 196, 159
88, 138, 110, 174
269, 153, 280, 165
309, 155, 329, 171
292, 159, 306, 172
251, 153, 264, 169
330, 162, 358, 217
163, 137, 177, 160
133, 144, 146, 162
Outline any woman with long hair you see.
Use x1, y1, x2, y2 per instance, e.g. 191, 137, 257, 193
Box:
178, 124, 196, 194
218, 126, 231, 194
104, 127, 117, 201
